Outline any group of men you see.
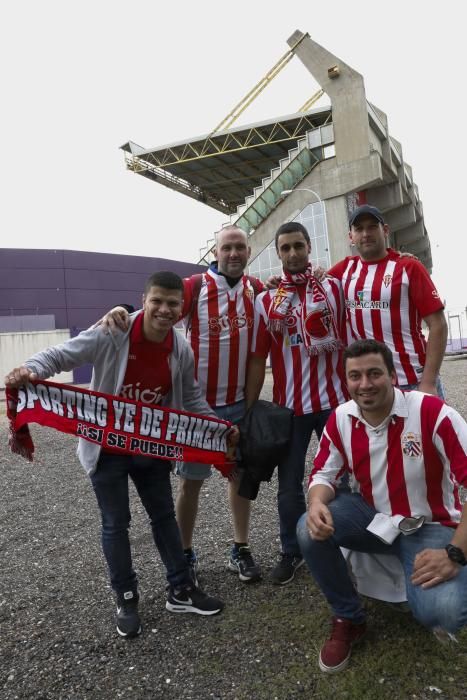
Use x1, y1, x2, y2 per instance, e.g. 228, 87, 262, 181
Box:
5, 204, 467, 673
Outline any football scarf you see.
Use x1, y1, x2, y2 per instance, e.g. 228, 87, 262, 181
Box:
268, 263, 342, 355
7, 379, 234, 476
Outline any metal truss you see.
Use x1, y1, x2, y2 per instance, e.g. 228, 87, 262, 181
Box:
136, 112, 331, 169
123, 153, 232, 214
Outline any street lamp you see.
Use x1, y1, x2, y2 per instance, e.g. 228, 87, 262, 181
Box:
280, 188, 330, 266
280, 187, 323, 207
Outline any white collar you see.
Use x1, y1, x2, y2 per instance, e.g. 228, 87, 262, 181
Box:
346, 388, 408, 429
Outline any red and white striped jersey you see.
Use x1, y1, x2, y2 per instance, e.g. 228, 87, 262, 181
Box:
328, 250, 444, 386
182, 269, 262, 407
310, 389, 467, 527
251, 278, 348, 415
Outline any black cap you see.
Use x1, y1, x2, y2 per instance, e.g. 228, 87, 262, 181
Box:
349, 205, 385, 227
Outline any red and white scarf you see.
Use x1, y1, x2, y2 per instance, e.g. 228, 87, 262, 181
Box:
268, 264, 342, 356
7, 380, 235, 477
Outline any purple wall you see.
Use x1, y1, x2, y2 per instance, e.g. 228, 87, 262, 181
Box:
0, 248, 206, 330
1, 248, 207, 383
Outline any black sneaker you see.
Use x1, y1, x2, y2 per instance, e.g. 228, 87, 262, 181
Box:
116, 591, 142, 638
184, 548, 199, 586
228, 545, 262, 583
271, 553, 305, 585
166, 585, 224, 616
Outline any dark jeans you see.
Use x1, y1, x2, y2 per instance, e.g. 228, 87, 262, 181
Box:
296, 492, 467, 633
90, 452, 190, 596
278, 409, 331, 556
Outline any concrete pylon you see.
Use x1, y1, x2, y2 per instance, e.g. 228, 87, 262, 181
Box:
288, 30, 370, 165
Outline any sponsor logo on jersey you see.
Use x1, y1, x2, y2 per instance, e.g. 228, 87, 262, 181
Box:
208, 313, 252, 335
401, 432, 422, 458
284, 332, 304, 347
120, 383, 164, 405
346, 291, 390, 310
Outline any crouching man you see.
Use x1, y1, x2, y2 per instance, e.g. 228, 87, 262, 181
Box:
5, 271, 235, 638
296, 339, 467, 673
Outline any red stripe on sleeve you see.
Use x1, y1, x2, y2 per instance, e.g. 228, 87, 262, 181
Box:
310, 410, 349, 486
327, 259, 347, 280
405, 259, 445, 318
420, 395, 452, 524
436, 414, 467, 493
310, 431, 332, 486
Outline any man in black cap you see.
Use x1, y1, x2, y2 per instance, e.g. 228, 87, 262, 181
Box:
327, 204, 447, 395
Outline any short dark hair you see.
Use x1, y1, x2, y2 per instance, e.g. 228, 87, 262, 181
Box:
343, 339, 395, 375
144, 271, 184, 295
274, 221, 311, 251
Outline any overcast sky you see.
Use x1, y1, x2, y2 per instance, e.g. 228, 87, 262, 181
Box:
2, 0, 466, 336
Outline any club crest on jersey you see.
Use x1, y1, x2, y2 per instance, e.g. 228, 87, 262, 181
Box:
272, 287, 289, 313
383, 274, 392, 288
401, 432, 422, 458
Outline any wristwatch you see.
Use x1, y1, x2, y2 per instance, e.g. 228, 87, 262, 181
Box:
445, 544, 467, 566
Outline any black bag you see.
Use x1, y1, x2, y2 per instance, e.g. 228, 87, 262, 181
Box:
237, 400, 293, 500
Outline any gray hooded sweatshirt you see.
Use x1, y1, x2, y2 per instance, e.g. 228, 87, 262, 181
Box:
24, 312, 216, 475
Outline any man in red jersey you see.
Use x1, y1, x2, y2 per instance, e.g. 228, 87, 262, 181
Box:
246, 222, 348, 585
297, 339, 467, 673
175, 225, 263, 583
328, 205, 447, 395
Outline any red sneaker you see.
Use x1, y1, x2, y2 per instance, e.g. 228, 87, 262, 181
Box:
319, 617, 366, 673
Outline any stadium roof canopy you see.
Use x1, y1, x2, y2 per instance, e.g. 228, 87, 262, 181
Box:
121, 106, 332, 215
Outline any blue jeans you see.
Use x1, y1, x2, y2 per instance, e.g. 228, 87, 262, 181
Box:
296, 492, 467, 633
91, 452, 190, 596
278, 410, 331, 556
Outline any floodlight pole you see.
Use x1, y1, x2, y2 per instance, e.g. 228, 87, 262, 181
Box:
280, 187, 323, 207
280, 188, 331, 267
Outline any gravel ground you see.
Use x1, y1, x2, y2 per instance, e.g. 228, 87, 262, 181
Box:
1, 360, 467, 700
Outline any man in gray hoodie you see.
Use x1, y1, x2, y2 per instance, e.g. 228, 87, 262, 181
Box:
5, 271, 230, 638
